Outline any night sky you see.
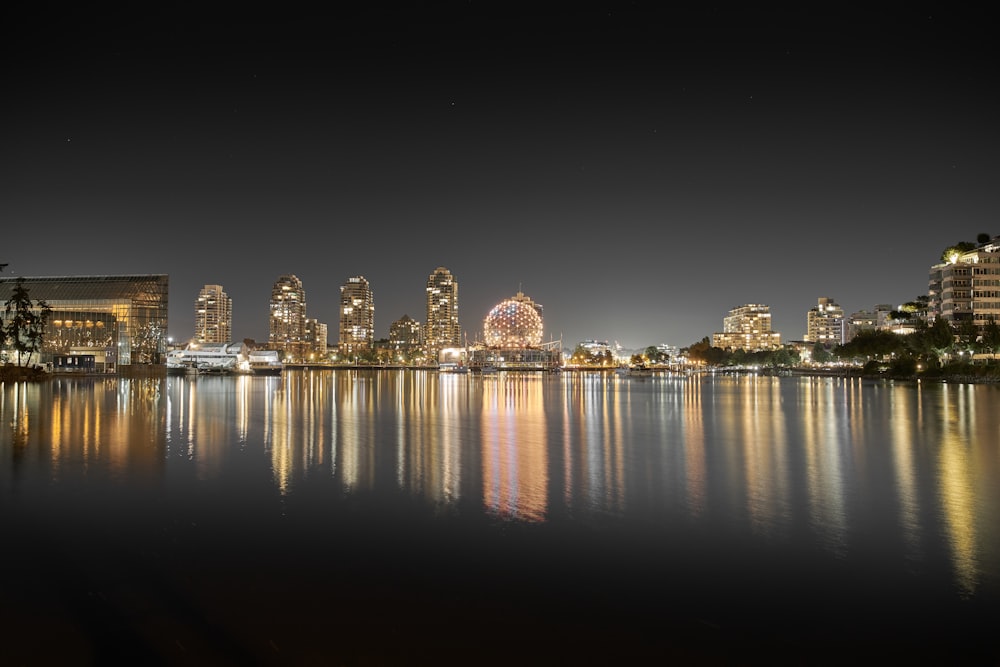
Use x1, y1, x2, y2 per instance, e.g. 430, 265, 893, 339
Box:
4, 5, 997, 349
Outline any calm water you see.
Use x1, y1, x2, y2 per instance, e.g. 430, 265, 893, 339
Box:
2, 370, 999, 665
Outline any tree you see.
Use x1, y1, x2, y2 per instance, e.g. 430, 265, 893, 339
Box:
684, 337, 726, 366
956, 318, 979, 353
982, 318, 1000, 359
812, 342, 832, 364
925, 317, 955, 362
940, 242, 977, 263
977, 233, 991, 244
834, 330, 905, 362
2, 277, 53, 367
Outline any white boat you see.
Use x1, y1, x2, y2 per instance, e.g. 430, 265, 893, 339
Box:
248, 350, 283, 376
438, 362, 468, 374
166, 342, 249, 375
479, 364, 498, 374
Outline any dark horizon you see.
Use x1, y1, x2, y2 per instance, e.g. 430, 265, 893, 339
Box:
4, 5, 997, 348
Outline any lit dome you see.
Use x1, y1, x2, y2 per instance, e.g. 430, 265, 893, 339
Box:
484, 291, 543, 347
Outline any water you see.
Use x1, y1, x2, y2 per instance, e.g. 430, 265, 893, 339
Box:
2, 371, 999, 664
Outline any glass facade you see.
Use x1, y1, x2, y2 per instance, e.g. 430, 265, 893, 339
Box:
0, 275, 169, 368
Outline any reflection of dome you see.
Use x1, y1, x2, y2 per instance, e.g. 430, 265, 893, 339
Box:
484, 291, 543, 347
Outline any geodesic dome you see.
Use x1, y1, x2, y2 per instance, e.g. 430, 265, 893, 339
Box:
483, 293, 543, 347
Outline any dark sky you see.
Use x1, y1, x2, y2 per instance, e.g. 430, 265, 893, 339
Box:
4, 5, 997, 349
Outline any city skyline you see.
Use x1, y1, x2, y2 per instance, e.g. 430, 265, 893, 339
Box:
4, 6, 996, 349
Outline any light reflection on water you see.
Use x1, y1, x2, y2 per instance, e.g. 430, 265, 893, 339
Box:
5, 373, 999, 583
2, 370, 1000, 660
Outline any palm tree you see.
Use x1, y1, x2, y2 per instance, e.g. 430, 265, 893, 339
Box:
2, 277, 52, 367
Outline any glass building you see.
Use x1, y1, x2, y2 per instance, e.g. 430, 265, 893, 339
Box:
0, 274, 169, 369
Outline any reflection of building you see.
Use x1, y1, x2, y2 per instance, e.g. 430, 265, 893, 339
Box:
0, 274, 168, 368
339, 275, 375, 356
469, 291, 561, 371
269, 274, 309, 361
805, 297, 844, 346
195, 284, 232, 344
712, 303, 782, 352
425, 267, 460, 358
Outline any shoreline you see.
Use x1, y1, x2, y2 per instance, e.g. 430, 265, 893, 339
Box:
4, 363, 1000, 385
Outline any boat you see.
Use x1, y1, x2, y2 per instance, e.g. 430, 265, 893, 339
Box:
165, 342, 249, 375
438, 361, 469, 374
479, 364, 498, 374
627, 364, 654, 377
248, 349, 284, 376
165, 357, 199, 375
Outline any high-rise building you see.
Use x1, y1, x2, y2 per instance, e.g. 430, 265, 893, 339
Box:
805, 297, 844, 346
389, 314, 422, 350
339, 275, 375, 355
304, 318, 327, 356
712, 304, 782, 351
194, 284, 232, 344
425, 267, 460, 355
928, 235, 1000, 335
269, 274, 308, 359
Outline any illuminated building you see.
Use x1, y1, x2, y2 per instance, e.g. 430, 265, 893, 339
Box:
0, 274, 168, 369
269, 274, 308, 360
484, 291, 543, 347
194, 284, 232, 344
712, 304, 782, 352
846, 308, 878, 342
339, 275, 375, 356
425, 267, 460, 358
469, 290, 561, 371
928, 235, 1000, 334
304, 318, 328, 356
578, 340, 611, 355
390, 314, 422, 350
804, 297, 844, 346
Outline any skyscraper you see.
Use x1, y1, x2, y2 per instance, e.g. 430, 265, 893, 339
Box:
194, 284, 232, 344
425, 266, 460, 356
269, 274, 307, 359
339, 275, 375, 356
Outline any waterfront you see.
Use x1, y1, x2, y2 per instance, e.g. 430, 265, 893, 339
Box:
2, 370, 999, 664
